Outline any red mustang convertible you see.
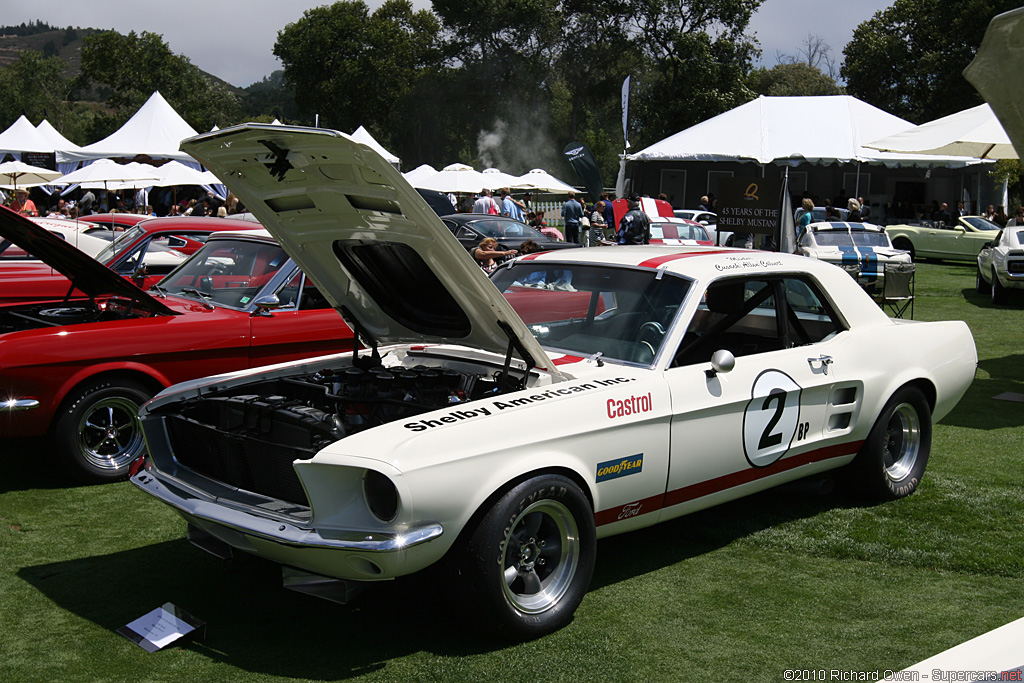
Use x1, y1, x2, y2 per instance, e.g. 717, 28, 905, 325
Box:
0, 212, 354, 482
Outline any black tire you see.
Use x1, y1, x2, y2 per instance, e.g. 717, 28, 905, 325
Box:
992, 269, 1009, 304
460, 475, 595, 640
976, 265, 988, 294
849, 386, 931, 500
892, 237, 915, 261
53, 378, 152, 483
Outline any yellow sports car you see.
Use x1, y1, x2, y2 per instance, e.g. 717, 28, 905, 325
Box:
885, 216, 1001, 261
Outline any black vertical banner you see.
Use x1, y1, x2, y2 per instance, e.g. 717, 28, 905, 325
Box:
563, 142, 603, 203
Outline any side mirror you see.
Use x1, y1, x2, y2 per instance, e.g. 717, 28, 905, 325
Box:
251, 294, 294, 317
705, 349, 736, 378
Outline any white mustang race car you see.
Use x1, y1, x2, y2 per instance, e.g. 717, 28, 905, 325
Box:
131, 125, 977, 640
798, 221, 912, 288
976, 226, 1024, 304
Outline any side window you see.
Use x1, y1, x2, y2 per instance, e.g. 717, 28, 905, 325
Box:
456, 227, 477, 240
274, 271, 332, 310
672, 276, 843, 367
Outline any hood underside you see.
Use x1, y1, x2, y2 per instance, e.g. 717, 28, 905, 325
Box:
181, 124, 559, 374
0, 209, 172, 315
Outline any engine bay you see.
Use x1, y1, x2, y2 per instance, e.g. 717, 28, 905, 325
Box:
0, 297, 153, 334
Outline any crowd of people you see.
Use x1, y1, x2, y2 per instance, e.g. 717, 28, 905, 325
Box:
1, 185, 243, 220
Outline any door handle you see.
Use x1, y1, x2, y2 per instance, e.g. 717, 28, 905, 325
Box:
807, 354, 833, 375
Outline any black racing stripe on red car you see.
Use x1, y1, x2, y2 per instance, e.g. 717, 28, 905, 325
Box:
638, 250, 736, 269
594, 440, 863, 527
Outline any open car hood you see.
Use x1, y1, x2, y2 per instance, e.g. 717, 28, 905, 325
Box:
0, 208, 173, 315
181, 124, 560, 375
964, 7, 1024, 159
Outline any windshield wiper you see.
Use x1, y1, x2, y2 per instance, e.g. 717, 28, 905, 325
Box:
149, 283, 167, 298
179, 287, 214, 309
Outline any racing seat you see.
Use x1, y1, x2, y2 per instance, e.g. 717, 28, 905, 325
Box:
879, 262, 915, 319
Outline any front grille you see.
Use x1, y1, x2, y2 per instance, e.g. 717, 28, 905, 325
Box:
167, 416, 310, 506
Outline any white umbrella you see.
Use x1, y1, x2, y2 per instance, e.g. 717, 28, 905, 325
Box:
480, 167, 521, 191
402, 163, 438, 186
150, 160, 220, 187
515, 168, 577, 193
865, 103, 1016, 159
417, 163, 490, 194
54, 158, 161, 187
0, 160, 62, 191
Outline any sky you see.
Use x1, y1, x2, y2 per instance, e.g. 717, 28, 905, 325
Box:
3, 0, 895, 88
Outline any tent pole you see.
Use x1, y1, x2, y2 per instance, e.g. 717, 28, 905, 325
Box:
855, 162, 861, 198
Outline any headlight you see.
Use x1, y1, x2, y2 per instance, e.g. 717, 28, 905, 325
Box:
363, 470, 399, 522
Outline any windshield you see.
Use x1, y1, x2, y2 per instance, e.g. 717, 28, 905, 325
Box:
159, 238, 289, 309
491, 262, 692, 365
963, 216, 1000, 231
96, 225, 145, 263
467, 219, 547, 241
811, 232, 856, 247
849, 231, 890, 247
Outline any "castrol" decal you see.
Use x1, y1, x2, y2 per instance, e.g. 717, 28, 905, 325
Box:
607, 392, 652, 419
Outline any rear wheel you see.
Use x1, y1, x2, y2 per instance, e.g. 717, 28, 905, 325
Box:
892, 237, 915, 260
53, 378, 152, 483
460, 475, 595, 640
992, 269, 1009, 304
848, 386, 931, 500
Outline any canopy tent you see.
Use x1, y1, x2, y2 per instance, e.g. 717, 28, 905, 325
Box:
349, 126, 400, 167
0, 115, 56, 157
402, 163, 438, 185
36, 119, 82, 154
627, 95, 982, 168
54, 158, 161, 188
865, 104, 1017, 160
59, 91, 200, 164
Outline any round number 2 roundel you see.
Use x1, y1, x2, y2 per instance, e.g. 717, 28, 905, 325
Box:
742, 369, 802, 467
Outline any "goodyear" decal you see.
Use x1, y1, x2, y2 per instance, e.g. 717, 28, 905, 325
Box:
596, 454, 643, 482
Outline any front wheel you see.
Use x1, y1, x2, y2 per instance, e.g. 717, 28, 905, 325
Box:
53, 378, 153, 483
460, 475, 595, 640
848, 386, 931, 500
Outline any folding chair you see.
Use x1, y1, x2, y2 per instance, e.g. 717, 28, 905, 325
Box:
880, 262, 915, 319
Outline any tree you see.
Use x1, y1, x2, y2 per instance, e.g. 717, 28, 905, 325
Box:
275, 1, 441, 137
747, 62, 843, 97
0, 50, 93, 143
842, 0, 1021, 123
80, 30, 240, 136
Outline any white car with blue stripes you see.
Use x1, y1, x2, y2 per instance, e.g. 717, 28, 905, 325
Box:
130, 124, 977, 641
798, 221, 911, 288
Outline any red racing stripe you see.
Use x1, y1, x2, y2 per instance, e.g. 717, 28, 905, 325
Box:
638, 249, 737, 269
594, 440, 862, 527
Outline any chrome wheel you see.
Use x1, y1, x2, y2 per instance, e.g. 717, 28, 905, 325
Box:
501, 499, 580, 614
882, 402, 921, 483
75, 395, 145, 473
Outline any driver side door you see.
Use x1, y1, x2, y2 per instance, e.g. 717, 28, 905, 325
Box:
659, 274, 862, 523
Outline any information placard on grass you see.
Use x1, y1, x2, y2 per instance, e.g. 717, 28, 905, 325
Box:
117, 603, 205, 653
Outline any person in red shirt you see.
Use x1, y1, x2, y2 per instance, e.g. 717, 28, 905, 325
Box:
10, 189, 38, 217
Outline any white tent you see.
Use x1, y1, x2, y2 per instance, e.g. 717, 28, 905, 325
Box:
0, 115, 56, 156
60, 91, 200, 163
481, 168, 521, 190
628, 95, 981, 168
865, 104, 1017, 160
350, 126, 400, 167
402, 163, 438, 185
54, 158, 161, 187
36, 120, 82, 154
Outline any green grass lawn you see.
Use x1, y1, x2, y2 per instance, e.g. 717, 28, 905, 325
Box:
2, 261, 1022, 682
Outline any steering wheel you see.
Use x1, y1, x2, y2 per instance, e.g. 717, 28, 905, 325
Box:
637, 321, 665, 347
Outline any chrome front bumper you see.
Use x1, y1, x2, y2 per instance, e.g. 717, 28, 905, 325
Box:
0, 398, 39, 412
131, 469, 443, 553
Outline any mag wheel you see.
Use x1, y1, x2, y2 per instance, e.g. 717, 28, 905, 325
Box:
849, 386, 931, 501
461, 474, 595, 640
54, 378, 152, 483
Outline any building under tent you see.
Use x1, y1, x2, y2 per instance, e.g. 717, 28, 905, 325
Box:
622, 95, 997, 219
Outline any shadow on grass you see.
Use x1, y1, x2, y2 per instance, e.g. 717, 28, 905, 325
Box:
0, 437, 83, 493
16, 475, 860, 676
939, 354, 1024, 430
